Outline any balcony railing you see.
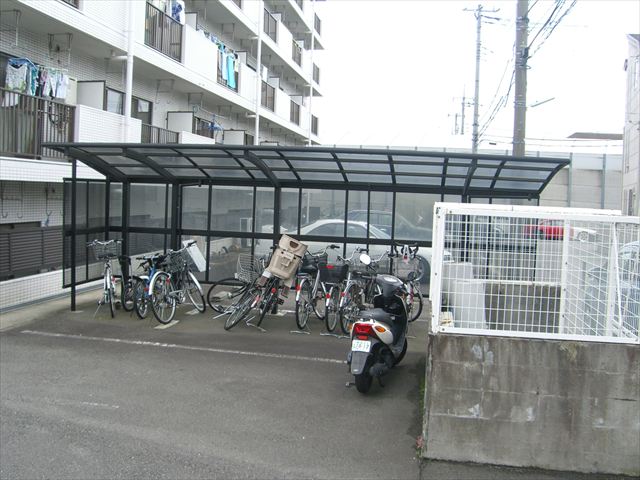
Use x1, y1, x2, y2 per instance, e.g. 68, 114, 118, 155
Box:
264, 9, 278, 42
141, 124, 178, 144
292, 40, 302, 67
261, 82, 275, 111
0, 87, 74, 160
144, 2, 183, 62
311, 114, 318, 136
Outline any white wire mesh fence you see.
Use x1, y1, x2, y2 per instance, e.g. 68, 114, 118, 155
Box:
430, 203, 639, 343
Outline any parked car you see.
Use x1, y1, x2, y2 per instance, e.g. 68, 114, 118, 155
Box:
584, 241, 639, 335
347, 210, 432, 242
523, 219, 597, 242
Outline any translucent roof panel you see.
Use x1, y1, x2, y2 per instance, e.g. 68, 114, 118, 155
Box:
46, 144, 570, 198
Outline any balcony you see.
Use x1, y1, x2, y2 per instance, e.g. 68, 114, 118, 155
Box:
311, 115, 318, 136
217, 55, 239, 93
144, 1, 183, 62
0, 87, 74, 160
141, 124, 178, 144
312, 64, 320, 85
59, 0, 79, 7
314, 14, 321, 35
290, 100, 300, 126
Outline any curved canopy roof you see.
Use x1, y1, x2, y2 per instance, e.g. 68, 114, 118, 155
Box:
46, 143, 570, 198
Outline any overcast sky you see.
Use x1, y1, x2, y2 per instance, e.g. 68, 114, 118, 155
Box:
313, 0, 640, 153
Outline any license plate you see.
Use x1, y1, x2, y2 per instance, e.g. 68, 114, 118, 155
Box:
351, 339, 371, 353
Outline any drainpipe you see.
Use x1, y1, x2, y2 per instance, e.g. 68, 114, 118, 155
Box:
123, 0, 135, 141
307, 2, 316, 146
254, 1, 263, 145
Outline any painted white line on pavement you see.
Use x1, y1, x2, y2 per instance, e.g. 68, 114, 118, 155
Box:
20, 330, 345, 365
154, 320, 180, 329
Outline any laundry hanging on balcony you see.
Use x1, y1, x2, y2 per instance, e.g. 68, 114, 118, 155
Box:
170, 0, 185, 25
3, 57, 70, 100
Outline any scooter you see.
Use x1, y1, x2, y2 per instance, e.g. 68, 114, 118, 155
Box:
347, 254, 409, 394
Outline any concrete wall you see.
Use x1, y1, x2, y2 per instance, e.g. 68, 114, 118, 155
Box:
422, 333, 640, 476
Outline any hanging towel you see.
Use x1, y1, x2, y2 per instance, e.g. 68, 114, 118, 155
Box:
221, 51, 228, 81
55, 73, 69, 99
227, 55, 236, 89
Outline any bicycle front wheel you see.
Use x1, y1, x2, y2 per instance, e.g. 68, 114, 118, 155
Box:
257, 278, 279, 327
225, 288, 256, 330
134, 278, 149, 319
207, 278, 246, 313
408, 282, 423, 322
325, 285, 340, 333
295, 280, 312, 330
185, 271, 205, 313
151, 272, 176, 324
339, 284, 361, 335
106, 265, 116, 318
121, 277, 140, 312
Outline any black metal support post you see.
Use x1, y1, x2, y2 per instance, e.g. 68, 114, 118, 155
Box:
70, 158, 77, 311
170, 182, 180, 249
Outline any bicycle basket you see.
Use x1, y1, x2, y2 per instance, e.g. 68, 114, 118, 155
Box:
167, 250, 187, 274
392, 256, 420, 281
236, 253, 262, 283
318, 261, 349, 284
301, 251, 328, 270
90, 241, 121, 261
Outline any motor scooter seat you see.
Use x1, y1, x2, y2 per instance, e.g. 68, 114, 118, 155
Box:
360, 308, 393, 324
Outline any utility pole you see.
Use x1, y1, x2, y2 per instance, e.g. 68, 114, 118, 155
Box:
512, 0, 529, 157
471, 4, 482, 153
466, 4, 498, 153
461, 88, 466, 135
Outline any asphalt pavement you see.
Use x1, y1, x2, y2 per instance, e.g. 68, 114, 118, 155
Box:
0, 291, 622, 479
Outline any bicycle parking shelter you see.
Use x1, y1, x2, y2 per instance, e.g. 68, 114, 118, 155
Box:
46, 143, 570, 310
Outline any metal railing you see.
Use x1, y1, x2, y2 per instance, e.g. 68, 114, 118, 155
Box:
141, 124, 178, 144
430, 203, 640, 344
144, 1, 183, 62
0, 87, 74, 160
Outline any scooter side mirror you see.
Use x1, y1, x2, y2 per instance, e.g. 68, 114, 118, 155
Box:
359, 253, 371, 266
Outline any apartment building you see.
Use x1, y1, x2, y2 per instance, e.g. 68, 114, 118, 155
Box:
622, 33, 640, 216
0, 0, 324, 308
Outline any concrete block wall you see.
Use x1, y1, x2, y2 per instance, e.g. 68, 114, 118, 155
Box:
422, 333, 640, 476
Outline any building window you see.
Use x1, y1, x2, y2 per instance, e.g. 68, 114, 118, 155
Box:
59, 0, 79, 7
106, 88, 152, 124
261, 81, 275, 111
629, 188, 637, 216
231, 0, 241, 8
290, 100, 300, 125
292, 41, 302, 67
106, 88, 124, 114
295, 0, 303, 10
311, 115, 318, 136
312, 64, 320, 84
314, 14, 321, 35
264, 9, 277, 42
133, 98, 152, 125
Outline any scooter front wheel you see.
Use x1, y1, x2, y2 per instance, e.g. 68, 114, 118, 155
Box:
354, 373, 373, 393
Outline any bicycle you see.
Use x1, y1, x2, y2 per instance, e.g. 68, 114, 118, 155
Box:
338, 248, 386, 334
390, 243, 424, 322
207, 253, 264, 314
87, 239, 121, 318
294, 244, 340, 330
318, 253, 350, 333
149, 241, 206, 324
222, 246, 278, 331
133, 252, 166, 319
